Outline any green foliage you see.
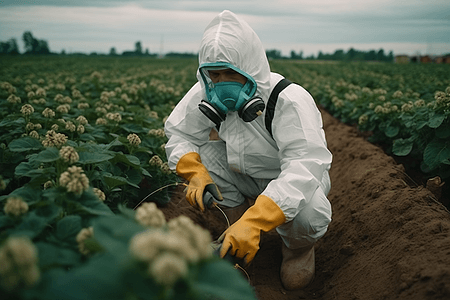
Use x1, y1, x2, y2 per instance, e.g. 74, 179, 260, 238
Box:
270, 60, 450, 180
0, 57, 254, 300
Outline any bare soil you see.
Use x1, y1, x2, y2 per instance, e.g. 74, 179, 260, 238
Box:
160, 108, 450, 300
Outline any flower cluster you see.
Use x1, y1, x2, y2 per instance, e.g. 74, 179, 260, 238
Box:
76, 115, 88, 125
1, 81, 17, 94
160, 162, 172, 175
0, 237, 40, 291
56, 104, 70, 114
3, 197, 29, 217
42, 130, 68, 148
149, 155, 163, 167
59, 166, 89, 195
7, 94, 21, 104
135, 202, 166, 227
148, 128, 165, 137
65, 121, 76, 132
106, 112, 122, 122
127, 133, 141, 147
129, 215, 213, 287
78, 102, 90, 109
95, 118, 107, 125
93, 188, 106, 201
76, 227, 94, 255
358, 114, 369, 125
42, 108, 56, 118
20, 104, 34, 116
59, 146, 79, 164
26, 122, 42, 131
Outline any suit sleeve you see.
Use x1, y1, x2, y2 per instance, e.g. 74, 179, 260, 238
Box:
261, 84, 332, 221
164, 82, 216, 170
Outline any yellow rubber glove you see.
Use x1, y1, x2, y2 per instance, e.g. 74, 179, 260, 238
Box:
218, 195, 286, 266
176, 152, 223, 212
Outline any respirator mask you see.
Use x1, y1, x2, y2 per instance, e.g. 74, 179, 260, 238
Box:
198, 62, 265, 125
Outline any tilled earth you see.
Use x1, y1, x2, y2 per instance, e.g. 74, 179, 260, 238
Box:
160, 108, 450, 300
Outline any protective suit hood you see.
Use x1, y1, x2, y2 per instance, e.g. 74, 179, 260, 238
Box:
197, 10, 271, 102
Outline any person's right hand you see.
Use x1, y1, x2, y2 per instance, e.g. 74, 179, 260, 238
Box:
176, 152, 223, 211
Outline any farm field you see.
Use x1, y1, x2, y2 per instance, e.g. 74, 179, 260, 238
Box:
0, 56, 450, 300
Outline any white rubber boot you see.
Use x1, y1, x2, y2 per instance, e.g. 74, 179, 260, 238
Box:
280, 243, 315, 290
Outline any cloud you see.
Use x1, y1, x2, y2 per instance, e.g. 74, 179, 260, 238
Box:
0, 0, 449, 55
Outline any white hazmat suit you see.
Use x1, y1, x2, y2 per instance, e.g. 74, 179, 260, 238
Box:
165, 10, 332, 251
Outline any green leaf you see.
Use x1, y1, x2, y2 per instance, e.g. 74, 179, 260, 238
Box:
15, 162, 55, 179
428, 113, 446, 129
78, 152, 114, 164
8, 137, 42, 152
120, 123, 148, 134
8, 185, 41, 204
11, 211, 48, 239
435, 123, 450, 139
70, 189, 114, 216
92, 215, 144, 255
15, 161, 39, 177
125, 168, 142, 185
423, 139, 450, 170
0, 215, 13, 229
110, 153, 141, 167
78, 133, 96, 141
36, 242, 81, 268
55, 215, 83, 242
104, 175, 129, 189
392, 138, 414, 156
384, 125, 399, 138
34, 202, 62, 223
104, 175, 140, 189
194, 259, 256, 300
42, 253, 127, 300
34, 147, 60, 163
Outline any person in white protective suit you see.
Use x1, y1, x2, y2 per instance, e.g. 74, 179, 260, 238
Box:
164, 10, 332, 290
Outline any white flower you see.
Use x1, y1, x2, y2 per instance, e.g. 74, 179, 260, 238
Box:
29, 130, 39, 139
76, 227, 94, 255
93, 188, 106, 201
135, 202, 166, 227
20, 104, 34, 116
59, 166, 89, 195
160, 162, 172, 175
76, 115, 88, 125
150, 252, 188, 287
149, 155, 163, 167
59, 146, 79, 164
42, 130, 67, 148
3, 197, 29, 217
127, 133, 141, 147
0, 237, 40, 291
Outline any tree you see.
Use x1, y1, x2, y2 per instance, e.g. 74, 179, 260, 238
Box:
109, 47, 117, 56
290, 50, 303, 59
266, 49, 282, 60
0, 38, 19, 54
22, 31, 50, 54
376, 49, 385, 61
332, 49, 345, 60
135, 41, 142, 55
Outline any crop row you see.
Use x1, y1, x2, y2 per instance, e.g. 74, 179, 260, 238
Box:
271, 61, 450, 181
0, 56, 255, 300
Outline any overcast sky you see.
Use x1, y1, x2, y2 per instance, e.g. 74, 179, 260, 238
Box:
1, 0, 449, 57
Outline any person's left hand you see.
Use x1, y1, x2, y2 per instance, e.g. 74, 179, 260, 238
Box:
218, 195, 286, 266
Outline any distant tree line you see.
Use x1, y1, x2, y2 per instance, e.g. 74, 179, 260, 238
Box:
267, 48, 394, 62
1, 31, 394, 62
0, 31, 50, 55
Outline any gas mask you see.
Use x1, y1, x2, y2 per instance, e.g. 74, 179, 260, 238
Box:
198, 62, 265, 125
